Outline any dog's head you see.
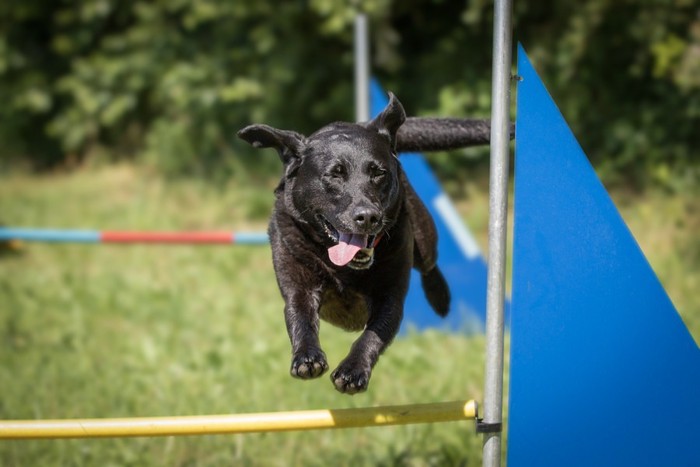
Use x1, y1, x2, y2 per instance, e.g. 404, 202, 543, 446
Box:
238, 93, 407, 270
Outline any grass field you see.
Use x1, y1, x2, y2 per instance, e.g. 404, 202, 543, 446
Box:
1, 164, 697, 466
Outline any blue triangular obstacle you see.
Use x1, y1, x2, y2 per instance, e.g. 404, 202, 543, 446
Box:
371, 80, 497, 333
507, 45, 700, 466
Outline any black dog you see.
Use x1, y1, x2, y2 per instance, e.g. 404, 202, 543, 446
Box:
238, 93, 492, 394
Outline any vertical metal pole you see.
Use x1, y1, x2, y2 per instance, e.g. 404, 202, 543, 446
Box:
482, 0, 513, 465
354, 13, 370, 122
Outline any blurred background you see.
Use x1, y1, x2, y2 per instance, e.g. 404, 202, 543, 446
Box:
1, 0, 699, 186
1, 1, 698, 465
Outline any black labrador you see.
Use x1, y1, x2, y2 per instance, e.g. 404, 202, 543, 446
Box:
238, 93, 492, 394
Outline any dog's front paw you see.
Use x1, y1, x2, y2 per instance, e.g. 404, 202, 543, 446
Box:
330, 361, 372, 395
290, 348, 329, 379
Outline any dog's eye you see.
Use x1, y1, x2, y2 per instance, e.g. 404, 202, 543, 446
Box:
369, 165, 387, 181
330, 164, 346, 178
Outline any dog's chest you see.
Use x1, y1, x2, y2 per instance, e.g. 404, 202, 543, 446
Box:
319, 288, 368, 332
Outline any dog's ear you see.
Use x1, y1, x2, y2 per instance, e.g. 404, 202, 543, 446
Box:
238, 124, 305, 170
366, 92, 406, 150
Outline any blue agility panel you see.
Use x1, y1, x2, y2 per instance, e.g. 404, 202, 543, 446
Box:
507, 45, 700, 466
371, 80, 496, 333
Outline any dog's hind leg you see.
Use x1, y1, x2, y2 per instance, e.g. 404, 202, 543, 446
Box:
401, 172, 451, 316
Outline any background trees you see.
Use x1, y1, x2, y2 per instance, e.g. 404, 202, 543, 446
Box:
1, 0, 698, 187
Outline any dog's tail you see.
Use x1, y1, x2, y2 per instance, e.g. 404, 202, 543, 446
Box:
420, 266, 450, 317
396, 117, 514, 152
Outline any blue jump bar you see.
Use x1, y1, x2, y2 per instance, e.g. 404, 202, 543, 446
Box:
234, 232, 270, 244
0, 228, 100, 243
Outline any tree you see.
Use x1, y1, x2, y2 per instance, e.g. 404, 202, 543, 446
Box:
1, 0, 698, 187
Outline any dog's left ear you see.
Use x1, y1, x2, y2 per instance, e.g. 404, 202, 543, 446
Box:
366, 92, 406, 150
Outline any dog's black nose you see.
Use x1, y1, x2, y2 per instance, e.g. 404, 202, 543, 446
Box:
353, 207, 381, 231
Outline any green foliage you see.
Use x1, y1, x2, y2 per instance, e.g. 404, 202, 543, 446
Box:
0, 1, 698, 186
511, 0, 700, 188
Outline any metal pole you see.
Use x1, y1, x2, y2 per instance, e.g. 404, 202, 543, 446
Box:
354, 13, 370, 122
482, 0, 513, 465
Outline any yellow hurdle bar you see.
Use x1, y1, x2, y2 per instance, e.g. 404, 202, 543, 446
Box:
0, 400, 477, 440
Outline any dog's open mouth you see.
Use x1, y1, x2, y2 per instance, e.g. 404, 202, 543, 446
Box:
319, 216, 378, 270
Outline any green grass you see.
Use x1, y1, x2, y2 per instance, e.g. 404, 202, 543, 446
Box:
1, 164, 697, 466
615, 190, 700, 339
0, 165, 487, 466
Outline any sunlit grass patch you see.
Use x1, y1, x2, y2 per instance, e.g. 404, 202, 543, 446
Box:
1, 165, 491, 466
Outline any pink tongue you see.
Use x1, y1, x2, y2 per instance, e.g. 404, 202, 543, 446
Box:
328, 233, 368, 266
